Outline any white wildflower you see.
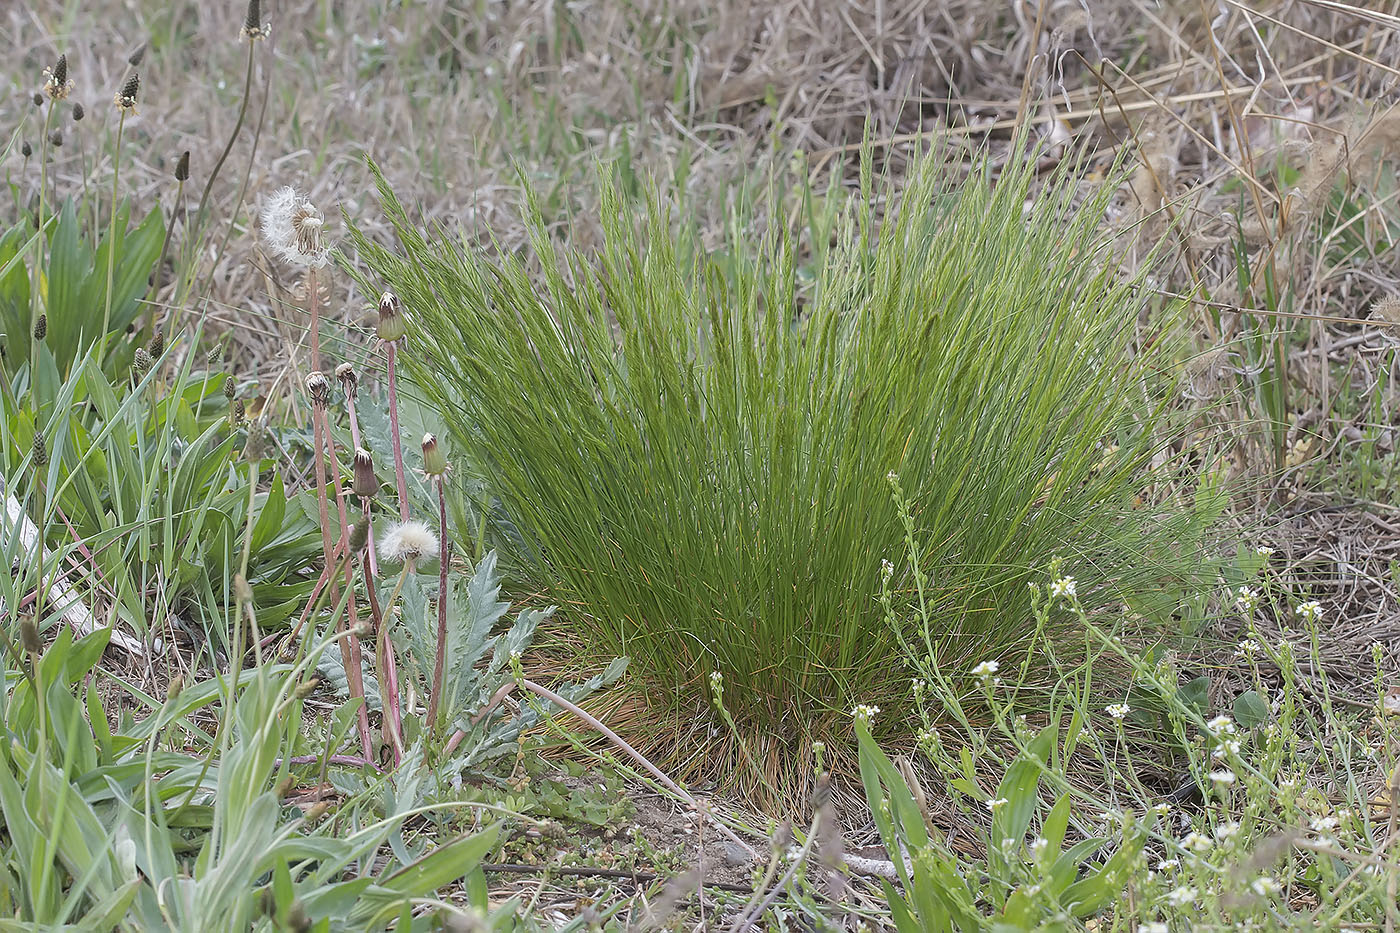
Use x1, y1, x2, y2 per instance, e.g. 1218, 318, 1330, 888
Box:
1106, 702, 1131, 720
1181, 831, 1212, 852
1164, 885, 1197, 907
377, 520, 440, 564
1209, 769, 1237, 786
1296, 600, 1323, 623
1029, 837, 1049, 857
1235, 586, 1259, 612
1251, 876, 1281, 896
972, 660, 999, 677
1142, 924, 1169, 933
1206, 714, 1235, 734
1151, 803, 1172, 815
1310, 815, 1339, 832
1155, 858, 1180, 871
1214, 820, 1240, 841
1255, 545, 1275, 557
851, 703, 880, 725
260, 186, 329, 267
1050, 576, 1077, 600
1234, 637, 1261, 657
985, 797, 1009, 813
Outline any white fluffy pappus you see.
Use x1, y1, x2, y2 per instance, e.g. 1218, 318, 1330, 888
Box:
378, 520, 440, 564
260, 186, 329, 267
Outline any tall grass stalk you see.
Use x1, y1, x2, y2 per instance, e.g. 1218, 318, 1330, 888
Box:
353, 143, 1213, 804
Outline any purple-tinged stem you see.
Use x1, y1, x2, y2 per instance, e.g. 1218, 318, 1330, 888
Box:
386, 341, 410, 521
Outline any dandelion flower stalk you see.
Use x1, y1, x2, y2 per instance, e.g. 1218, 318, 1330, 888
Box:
421, 434, 452, 730
377, 291, 411, 519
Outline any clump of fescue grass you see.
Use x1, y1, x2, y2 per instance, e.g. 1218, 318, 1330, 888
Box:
350, 142, 1216, 808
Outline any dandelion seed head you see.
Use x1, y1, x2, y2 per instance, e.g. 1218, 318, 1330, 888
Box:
261, 186, 329, 268
378, 520, 440, 564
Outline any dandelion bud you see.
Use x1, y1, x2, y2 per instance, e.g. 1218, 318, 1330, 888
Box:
242, 420, 267, 462
348, 516, 369, 554
174, 150, 189, 181
33, 315, 45, 340
19, 618, 42, 654
20, 141, 31, 158
114, 72, 139, 114
376, 290, 405, 343
287, 900, 310, 933
421, 433, 448, 476
31, 433, 47, 468
44, 54, 73, 101
305, 370, 330, 407
71, 102, 84, 122
133, 347, 153, 374
47, 129, 62, 148
127, 44, 146, 68
149, 330, 164, 357
353, 447, 377, 497
335, 362, 357, 398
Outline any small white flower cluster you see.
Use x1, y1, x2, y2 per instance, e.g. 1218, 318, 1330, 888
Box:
1028, 837, 1049, 857
1255, 545, 1275, 557
1233, 637, 1262, 658
1310, 815, 1339, 832
1234, 586, 1259, 613
985, 797, 1009, 813
1250, 876, 1281, 896
1164, 885, 1198, 907
1211, 736, 1241, 759
1050, 576, 1077, 601
1141, 923, 1169, 933
1181, 831, 1212, 853
1105, 702, 1131, 721
1206, 714, 1235, 735
708, 670, 724, 700
1155, 858, 1180, 871
851, 703, 880, 726
1296, 600, 1323, 623
1209, 769, 1237, 786
1214, 820, 1240, 841
972, 660, 999, 678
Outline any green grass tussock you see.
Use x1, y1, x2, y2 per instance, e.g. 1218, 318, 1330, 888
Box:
351, 144, 1214, 804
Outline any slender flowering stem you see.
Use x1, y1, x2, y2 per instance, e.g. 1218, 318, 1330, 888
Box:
386, 341, 409, 520
361, 556, 403, 765
427, 476, 450, 730
99, 110, 129, 359
320, 408, 372, 758
32, 101, 56, 379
